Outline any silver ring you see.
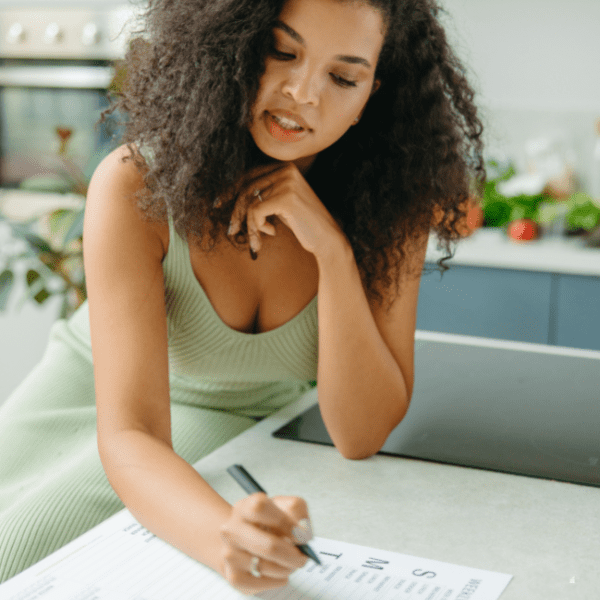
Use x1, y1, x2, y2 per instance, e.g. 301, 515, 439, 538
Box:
253, 188, 264, 202
250, 555, 261, 578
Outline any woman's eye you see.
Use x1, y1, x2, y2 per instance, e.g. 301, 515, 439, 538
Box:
270, 48, 357, 89
271, 49, 295, 61
332, 74, 358, 88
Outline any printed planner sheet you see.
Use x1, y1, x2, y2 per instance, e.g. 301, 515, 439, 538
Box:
0, 509, 512, 599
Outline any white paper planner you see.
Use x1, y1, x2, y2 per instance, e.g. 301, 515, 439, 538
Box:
0, 509, 512, 599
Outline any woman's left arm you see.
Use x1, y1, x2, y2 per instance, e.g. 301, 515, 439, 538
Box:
230, 162, 429, 459
313, 230, 427, 459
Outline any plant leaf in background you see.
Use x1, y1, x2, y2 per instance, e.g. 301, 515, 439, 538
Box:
63, 208, 85, 246
481, 159, 556, 229
25, 269, 51, 305
0, 270, 14, 310
7, 221, 54, 255
0, 55, 129, 318
0, 206, 86, 318
565, 194, 600, 232
0, 122, 91, 318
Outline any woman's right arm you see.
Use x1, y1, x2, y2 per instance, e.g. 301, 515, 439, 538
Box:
84, 145, 308, 594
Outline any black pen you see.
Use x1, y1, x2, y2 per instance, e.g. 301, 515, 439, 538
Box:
227, 464, 321, 565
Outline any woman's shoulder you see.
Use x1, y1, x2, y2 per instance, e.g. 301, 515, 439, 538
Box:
87, 143, 169, 257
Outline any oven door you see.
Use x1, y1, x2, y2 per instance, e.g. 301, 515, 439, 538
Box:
0, 59, 121, 192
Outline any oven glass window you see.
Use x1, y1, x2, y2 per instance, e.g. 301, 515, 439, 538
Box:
1, 85, 120, 191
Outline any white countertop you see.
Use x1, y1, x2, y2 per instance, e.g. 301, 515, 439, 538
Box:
426, 228, 600, 277
193, 387, 599, 600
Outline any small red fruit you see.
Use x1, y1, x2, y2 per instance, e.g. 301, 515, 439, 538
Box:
507, 218, 539, 242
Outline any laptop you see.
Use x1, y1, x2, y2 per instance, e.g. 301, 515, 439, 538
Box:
273, 331, 600, 487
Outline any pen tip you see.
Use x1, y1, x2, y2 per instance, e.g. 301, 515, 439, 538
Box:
300, 544, 321, 565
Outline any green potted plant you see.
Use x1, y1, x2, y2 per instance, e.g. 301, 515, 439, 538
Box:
0, 59, 127, 318
0, 130, 87, 319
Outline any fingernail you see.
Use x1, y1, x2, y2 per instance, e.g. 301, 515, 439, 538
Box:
292, 519, 313, 545
227, 223, 234, 236
249, 248, 258, 260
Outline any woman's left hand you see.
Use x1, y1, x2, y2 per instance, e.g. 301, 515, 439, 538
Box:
227, 162, 347, 259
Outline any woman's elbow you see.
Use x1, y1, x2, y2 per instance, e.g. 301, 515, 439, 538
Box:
334, 402, 410, 460
333, 431, 391, 460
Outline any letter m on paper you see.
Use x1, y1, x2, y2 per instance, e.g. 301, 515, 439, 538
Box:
362, 557, 390, 570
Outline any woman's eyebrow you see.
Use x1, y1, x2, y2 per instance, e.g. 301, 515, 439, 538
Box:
273, 20, 373, 69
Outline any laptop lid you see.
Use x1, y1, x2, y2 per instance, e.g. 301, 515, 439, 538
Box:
273, 331, 600, 487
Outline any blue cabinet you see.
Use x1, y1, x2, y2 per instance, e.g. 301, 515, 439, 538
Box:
555, 275, 600, 351
417, 263, 600, 351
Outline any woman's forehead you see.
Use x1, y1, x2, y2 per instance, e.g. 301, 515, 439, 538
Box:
277, 0, 386, 59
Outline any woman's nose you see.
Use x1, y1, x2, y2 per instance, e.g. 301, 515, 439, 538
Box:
281, 66, 320, 106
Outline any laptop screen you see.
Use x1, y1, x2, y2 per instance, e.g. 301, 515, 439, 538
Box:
273, 332, 600, 487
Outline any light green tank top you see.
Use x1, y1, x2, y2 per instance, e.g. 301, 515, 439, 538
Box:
65, 212, 318, 419
164, 215, 318, 377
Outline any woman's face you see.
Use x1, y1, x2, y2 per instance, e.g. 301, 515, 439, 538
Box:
248, 0, 385, 173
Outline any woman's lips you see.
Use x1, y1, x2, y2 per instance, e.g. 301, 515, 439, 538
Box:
265, 111, 310, 143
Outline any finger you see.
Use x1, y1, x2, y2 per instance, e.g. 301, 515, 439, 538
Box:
228, 164, 286, 238
223, 547, 295, 581
228, 196, 247, 237
247, 188, 281, 251
248, 189, 276, 234
272, 496, 313, 545
236, 494, 309, 558
233, 164, 282, 209
238, 493, 299, 535
223, 558, 290, 596
260, 221, 277, 236
221, 519, 306, 570
224, 566, 290, 597
246, 203, 263, 254
228, 181, 274, 239
245, 162, 288, 183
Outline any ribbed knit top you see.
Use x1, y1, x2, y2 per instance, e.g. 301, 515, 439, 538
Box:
163, 214, 319, 383
65, 212, 318, 418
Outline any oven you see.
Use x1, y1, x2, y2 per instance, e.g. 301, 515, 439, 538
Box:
0, 3, 134, 193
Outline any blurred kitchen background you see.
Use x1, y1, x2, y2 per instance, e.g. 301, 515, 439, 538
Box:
1, 0, 599, 405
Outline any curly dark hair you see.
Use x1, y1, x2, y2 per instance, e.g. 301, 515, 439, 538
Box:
104, 0, 485, 309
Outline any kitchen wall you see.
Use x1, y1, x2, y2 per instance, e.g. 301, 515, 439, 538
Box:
0, 0, 126, 6
440, 0, 600, 190
2, 0, 599, 406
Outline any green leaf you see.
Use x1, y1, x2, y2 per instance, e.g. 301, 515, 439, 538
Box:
7, 222, 53, 254
537, 203, 560, 225
19, 175, 73, 194
34, 289, 51, 304
570, 192, 594, 207
484, 201, 512, 227
63, 208, 85, 245
25, 269, 51, 304
0, 269, 15, 310
48, 209, 72, 235
509, 205, 527, 221
496, 163, 516, 183
24, 232, 53, 255
566, 202, 600, 231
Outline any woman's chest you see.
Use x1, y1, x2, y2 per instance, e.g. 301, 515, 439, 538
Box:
187, 225, 319, 334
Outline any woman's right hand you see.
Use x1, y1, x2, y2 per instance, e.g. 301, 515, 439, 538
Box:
220, 493, 313, 595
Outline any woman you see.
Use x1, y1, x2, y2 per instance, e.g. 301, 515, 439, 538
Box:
0, 0, 484, 593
